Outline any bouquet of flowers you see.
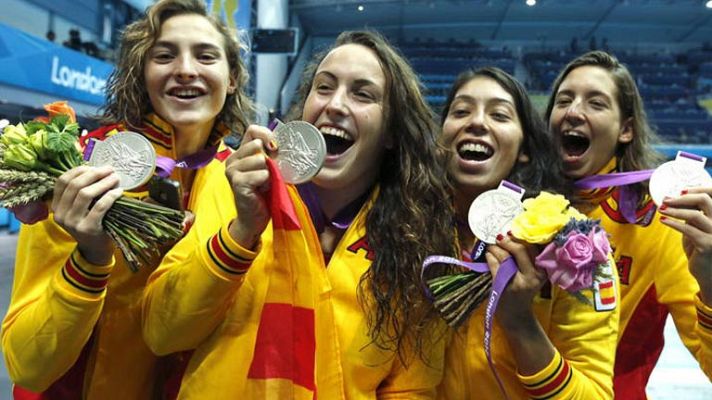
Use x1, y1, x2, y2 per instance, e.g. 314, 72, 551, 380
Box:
511, 192, 611, 300
425, 192, 611, 327
0, 101, 185, 271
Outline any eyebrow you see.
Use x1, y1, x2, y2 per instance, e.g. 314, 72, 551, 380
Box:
557, 88, 612, 100
151, 41, 222, 52
314, 71, 379, 88
453, 94, 515, 108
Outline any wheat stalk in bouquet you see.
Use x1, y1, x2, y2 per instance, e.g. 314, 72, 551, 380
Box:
0, 102, 185, 271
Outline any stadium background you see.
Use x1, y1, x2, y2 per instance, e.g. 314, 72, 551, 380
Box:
0, 0, 711, 397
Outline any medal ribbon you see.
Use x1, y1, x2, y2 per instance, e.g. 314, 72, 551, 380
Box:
421, 255, 517, 399
574, 151, 704, 223
422, 180, 524, 398
154, 146, 218, 178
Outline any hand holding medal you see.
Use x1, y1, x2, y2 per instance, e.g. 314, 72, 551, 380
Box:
0, 102, 185, 271
225, 120, 325, 249
653, 152, 712, 304
422, 181, 615, 398
425, 182, 613, 324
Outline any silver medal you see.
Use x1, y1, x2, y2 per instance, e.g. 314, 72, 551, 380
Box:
468, 188, 524, 244
649, 158, 712, 206
88, 131, 156, 190
273, 121, 326, 184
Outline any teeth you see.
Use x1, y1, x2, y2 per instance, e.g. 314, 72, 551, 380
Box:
460, 142, 492, 156
563, 130, 585, 138
320, 126, 353, 141
171, 89, 201, 97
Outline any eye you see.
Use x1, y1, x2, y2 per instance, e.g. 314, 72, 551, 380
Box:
354, 90, 375, 101
315, 83, 333, 94
491, 112, 511, 122
555, 97, 572, 107
449, 108, 470, 118
589, 99, 607, 109
152, 52, 174, 62
198, 51, 220, 63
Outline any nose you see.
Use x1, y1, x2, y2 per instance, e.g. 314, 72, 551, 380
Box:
465, 109, 487, 135
175, 55, 198, 81
563, 99, 585, 123
325, 87, 348, 117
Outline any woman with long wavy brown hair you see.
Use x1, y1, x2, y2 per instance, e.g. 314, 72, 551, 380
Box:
142, 30, 457, 398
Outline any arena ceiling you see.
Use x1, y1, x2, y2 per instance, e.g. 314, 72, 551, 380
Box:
289, 0, 712, 45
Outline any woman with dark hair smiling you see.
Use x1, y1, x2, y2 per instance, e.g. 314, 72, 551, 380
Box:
545, 50, 712, 399
436, 67, 619, 399
142, 30, 457, 398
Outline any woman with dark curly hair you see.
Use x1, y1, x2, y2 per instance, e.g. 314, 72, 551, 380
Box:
142, 30, 457, 398
2, 0, 251, 398
435, 67, 619, 399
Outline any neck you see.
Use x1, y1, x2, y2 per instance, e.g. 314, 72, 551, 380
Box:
314, 184, 370, 221
172, 124, 213, 159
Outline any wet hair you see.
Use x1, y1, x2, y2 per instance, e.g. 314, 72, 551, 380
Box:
101, 0, 251, 136
544, 50, 664, 200
441, 67, 569, 197
288, 30, 457, 361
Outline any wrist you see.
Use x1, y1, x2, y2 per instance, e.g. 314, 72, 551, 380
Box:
498, 309, 539, 333
77, 241, 114, 266
227, 219, 260, 250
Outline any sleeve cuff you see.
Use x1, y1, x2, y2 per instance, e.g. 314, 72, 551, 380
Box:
696, 294, 712, 332
200, 224, 260, 280
518, 350, 572, 399
55, 248, 114, 298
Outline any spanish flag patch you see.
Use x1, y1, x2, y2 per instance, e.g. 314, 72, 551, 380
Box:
594, 261, 617, 312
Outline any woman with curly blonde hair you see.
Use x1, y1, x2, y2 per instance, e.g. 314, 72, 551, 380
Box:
2, 0, 251, 398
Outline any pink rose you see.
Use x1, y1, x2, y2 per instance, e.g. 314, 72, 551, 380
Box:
535, 231, 597, 292
10, 201, 49, 225
589, 228, 610, 265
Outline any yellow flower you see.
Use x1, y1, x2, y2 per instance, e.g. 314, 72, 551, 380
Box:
511, 192, 570, 244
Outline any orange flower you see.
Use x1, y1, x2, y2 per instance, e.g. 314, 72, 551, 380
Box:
43, 101, 76, 123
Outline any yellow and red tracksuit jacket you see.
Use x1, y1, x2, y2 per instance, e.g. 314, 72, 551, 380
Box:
142, 166, 448, 399
437, 250, 620, 399
1, 114, 231, 399
590, 189, 712, 399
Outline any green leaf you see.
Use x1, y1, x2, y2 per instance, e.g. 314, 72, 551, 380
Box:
63, 122, 80, 136
45, 131, 76, 154
49, 114, 69, 132
24, 121, 47, 136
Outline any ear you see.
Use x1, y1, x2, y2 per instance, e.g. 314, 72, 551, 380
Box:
227, 74, 237, 95
618, 117, 634, 144
517, 151, 530, 163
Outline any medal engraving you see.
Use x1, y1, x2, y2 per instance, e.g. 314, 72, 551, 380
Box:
649, 159, 712, 206
88, 131, 156, 190
468, 190, 524, 244
273, 121, 326, 184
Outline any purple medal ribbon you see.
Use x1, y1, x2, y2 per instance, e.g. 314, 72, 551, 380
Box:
422, 255, 518, 399
82, 140, 96, 161
155, 146, 218, 178
573, 169, 654, 190
574, 169, 654, 223
572, 151, 704, 204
